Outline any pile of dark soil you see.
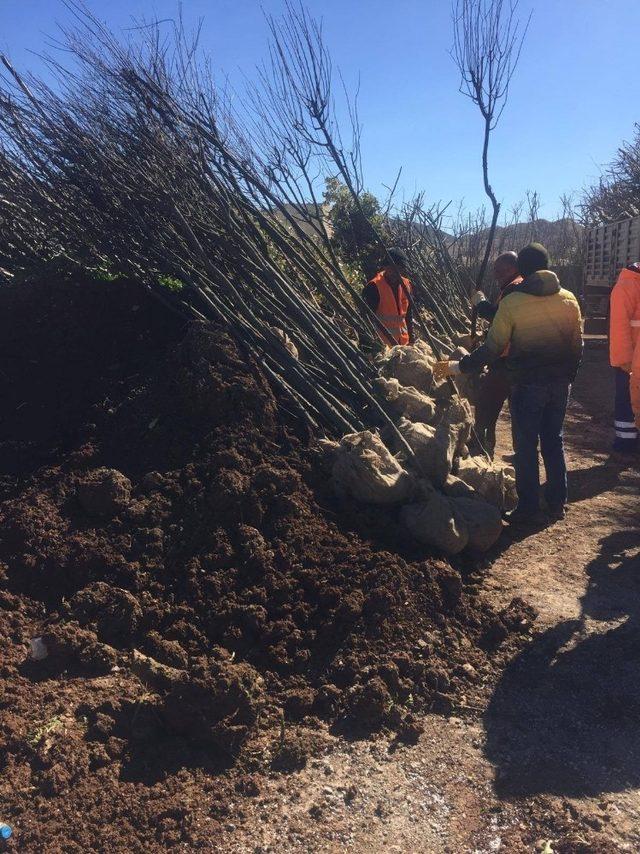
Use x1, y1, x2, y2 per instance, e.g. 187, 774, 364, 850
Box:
0, 277, 533, 851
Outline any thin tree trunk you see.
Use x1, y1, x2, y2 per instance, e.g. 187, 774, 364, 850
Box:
471, 117, 501, 335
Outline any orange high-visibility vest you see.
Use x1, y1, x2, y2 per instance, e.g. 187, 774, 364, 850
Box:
610, 263, 640, 425
369, 270, 412, 346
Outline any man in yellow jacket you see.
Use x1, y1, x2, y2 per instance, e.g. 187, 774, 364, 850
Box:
609, 262, 640, 452
435, 243, 582, 524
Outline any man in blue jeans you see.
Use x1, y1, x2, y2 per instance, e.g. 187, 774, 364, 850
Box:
509, 379, 571, 520
435, 243, 583, 525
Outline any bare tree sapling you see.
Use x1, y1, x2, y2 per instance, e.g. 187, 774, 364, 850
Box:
451, 0, 530, 332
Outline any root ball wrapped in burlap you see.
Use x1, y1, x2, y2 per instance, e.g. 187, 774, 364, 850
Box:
375, 376, 436, 424
401, 488, 469, 555
431, 377, 454, 402
443, 474, 478, 500
456, 456, 517, 511
398, 418, 456, 486
378, 341, 436, 393
330, 431, 416, 505
440, 396, 473, 457
450, 496, 503, 552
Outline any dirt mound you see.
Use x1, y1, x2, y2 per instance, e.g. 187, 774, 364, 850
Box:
0, 277, 534, 851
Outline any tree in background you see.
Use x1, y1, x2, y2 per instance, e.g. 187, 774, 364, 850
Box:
451, 0, 530, 329
323, 176, 390, 282
582, 123, 640, 223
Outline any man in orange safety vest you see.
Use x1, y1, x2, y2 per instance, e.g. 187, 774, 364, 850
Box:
609, 262, 640, 453
362, 248, 414, 347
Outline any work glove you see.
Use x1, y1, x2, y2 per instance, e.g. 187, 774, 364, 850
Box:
433, 360, 461, 381
471, 290, 486, 307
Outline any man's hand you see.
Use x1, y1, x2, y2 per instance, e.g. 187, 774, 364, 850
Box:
471, 290, 486, 307
433, 360, 461, 381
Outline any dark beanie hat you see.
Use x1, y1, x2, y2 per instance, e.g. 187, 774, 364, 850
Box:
388, 247, 408, 267
518, 242, 550, 277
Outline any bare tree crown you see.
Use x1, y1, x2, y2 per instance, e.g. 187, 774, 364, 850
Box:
452, 0, 530, 129
451, 0, 530, 300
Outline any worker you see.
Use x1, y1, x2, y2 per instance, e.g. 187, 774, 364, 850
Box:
434, 243, 583, 525
363, 248, 414, 346
470, 251, 523, 458
609, 262, 640, 453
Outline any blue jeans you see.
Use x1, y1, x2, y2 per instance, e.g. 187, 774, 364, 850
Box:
510, 380, 570, 512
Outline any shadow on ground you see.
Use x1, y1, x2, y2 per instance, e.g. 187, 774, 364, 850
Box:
567, 458, 626, 504
484, 528, 640, 798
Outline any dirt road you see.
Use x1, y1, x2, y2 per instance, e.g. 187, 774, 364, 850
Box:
221, 341, 640, 853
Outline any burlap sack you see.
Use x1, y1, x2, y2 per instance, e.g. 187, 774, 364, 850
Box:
443, 474, 478, 500
401, 488, 469, 555
398, 418, 456, 486
378, 341, 436, 393
440, 395, 473, 456
456, 456, 517, 512
451, 496, 503, 552
331, 431, 415, 505
375, 376, 437, 424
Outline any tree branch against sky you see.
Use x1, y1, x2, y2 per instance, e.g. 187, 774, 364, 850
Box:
2, 0, 640, 218
582, 123, 640, 223
451, 0, 531, 319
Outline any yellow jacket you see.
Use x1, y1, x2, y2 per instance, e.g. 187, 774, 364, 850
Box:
461, 271, 583, 384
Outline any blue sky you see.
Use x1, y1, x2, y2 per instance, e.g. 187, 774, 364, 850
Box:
2, 0, 639, 220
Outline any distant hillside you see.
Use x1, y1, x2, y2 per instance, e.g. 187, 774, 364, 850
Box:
475, 218, 584, 262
